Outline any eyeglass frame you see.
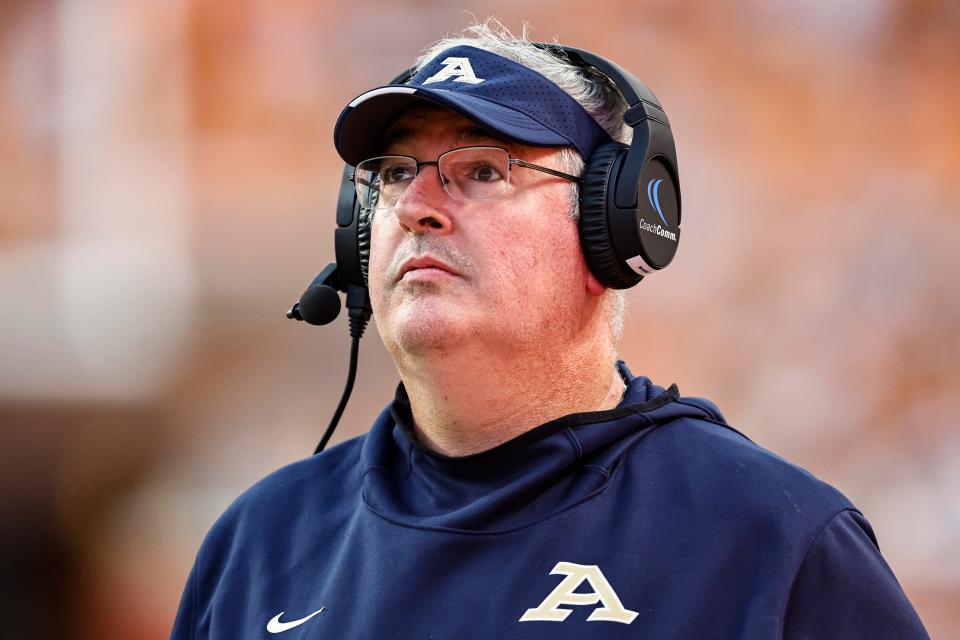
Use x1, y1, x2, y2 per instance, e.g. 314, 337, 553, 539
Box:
350, 145, 581, 208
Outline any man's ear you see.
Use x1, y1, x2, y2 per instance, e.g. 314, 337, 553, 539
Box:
586, 271, 607, 297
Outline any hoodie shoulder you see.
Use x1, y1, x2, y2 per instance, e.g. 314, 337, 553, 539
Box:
635, 395, 855, 531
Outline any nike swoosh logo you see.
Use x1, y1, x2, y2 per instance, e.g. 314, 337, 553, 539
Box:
266, 607, 325, 633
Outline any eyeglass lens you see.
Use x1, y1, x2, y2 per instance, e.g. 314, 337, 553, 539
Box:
354, 147, 512, 209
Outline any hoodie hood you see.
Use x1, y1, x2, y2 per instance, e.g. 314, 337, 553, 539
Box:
359, 362, 729, 534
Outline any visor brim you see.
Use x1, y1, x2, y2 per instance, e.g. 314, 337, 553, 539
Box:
334, 85, 570, 165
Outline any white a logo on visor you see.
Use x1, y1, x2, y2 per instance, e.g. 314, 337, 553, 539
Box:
423, 57, 485, 85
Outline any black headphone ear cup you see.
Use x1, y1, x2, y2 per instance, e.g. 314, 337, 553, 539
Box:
357, 205, 373, 287
579, 142, 643, 289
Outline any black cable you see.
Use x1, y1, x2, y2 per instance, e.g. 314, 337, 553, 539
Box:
314, 334, 360, 454
313, 285, 371, 454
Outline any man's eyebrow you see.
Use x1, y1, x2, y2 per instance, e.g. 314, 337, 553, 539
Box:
453, 126, 503, 146
380, 127, 414, 153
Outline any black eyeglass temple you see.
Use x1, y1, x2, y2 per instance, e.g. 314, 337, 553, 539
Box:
509, 159, 581, 183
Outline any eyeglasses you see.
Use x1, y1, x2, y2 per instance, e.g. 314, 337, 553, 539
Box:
352, 146, 580, 209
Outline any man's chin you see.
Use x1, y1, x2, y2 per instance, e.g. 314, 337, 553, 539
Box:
381, 307, 472, 357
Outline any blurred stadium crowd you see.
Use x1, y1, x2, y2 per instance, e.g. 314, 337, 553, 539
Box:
1, 0, 958, 637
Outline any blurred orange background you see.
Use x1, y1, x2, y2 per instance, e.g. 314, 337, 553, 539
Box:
1, 1, 958, 637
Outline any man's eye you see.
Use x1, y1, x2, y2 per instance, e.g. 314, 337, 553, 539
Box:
381, 165, 415, 184
468, 163, 504, 182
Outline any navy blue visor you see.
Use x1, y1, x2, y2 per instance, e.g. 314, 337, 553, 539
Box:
334, 45, 611, 165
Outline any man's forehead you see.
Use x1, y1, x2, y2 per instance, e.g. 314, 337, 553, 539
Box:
382, 104, 517, 153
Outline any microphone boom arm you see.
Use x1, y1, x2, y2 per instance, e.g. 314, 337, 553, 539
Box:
286, 263, 340, 321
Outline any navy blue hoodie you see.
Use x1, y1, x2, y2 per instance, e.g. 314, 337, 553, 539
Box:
172, 364, 928, 638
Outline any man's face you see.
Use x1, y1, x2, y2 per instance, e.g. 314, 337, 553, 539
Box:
367, 104, 598, 360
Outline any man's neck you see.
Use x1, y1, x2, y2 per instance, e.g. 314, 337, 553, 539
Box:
395, 336, 624, 457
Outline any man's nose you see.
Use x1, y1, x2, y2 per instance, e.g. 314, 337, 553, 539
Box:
393, 166, 453, 234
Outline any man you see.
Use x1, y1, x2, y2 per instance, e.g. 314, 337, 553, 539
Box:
172, 23, 928, 639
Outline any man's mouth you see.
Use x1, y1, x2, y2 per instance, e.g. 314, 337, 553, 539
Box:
396, 256, 461, 282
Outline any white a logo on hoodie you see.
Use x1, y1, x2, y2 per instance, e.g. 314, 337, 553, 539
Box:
520, 562, 639, 624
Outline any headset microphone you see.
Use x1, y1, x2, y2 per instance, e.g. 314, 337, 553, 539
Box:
287, 264, 343, 326
296, 285, 341, 325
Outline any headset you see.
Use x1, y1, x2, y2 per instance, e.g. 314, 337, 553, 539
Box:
288, 44, 682, 453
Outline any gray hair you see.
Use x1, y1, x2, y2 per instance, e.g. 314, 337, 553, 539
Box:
414, 19, 630, 345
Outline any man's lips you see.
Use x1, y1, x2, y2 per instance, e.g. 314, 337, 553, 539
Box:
396, 256, 460, 282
